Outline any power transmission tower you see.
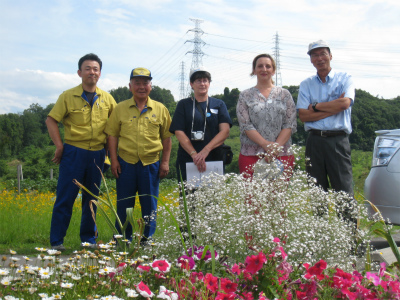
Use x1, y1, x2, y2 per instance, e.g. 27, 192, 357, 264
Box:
272, 32, 282, 87
185, 18, 206, 96
179, 61, 186, 100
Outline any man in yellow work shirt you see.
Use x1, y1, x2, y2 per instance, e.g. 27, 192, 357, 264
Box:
46, 53, 117, 251
105, 67, 172, 245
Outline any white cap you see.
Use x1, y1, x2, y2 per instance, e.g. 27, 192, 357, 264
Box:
307, 40, 330, 55
189, 66, 210, 80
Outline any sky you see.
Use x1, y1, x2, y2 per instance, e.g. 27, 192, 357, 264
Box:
1, 0, 400, 114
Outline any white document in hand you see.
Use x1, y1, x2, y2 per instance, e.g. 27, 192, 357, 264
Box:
186, 161, 224, 187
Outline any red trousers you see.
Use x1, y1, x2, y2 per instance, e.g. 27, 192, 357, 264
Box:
238, 153, 295, 179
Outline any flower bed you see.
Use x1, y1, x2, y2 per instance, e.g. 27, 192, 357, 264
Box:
1, 239, 399, 300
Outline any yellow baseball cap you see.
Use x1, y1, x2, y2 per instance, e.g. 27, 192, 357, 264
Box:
130, 67, 152, 80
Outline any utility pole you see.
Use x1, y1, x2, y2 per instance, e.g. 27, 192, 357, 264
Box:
185, 18, 206, 96
272, 32, 282, 87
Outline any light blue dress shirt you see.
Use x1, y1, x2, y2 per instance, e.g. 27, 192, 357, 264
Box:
296, 69, 355, 134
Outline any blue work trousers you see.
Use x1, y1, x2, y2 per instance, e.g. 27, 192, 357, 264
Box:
116, 157, 160, 240
50, 144, 105, 246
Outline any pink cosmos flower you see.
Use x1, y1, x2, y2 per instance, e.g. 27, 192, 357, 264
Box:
273, 237, 280, 243
245, 252, 267, 274
215, 292, 237, 300
151, 259, 171, 273
136, 281, 154, 298
204, 273, 219, 293
220, 278, 238, 293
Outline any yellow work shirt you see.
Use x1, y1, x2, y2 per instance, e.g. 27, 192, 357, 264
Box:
48, 84, 117, 151
105, 97, 173, 166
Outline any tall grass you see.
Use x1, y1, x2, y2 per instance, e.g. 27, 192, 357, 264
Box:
0, 179, 179, 254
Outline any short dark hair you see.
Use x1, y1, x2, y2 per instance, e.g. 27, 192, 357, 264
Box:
190, 71, 211, 83
78, 53, 102, 71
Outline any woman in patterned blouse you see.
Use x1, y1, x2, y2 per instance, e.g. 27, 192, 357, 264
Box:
236, 54, 297, 178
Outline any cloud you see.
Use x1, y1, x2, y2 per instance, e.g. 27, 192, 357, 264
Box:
0, 69, 126, 115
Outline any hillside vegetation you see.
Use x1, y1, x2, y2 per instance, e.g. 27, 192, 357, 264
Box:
0, 86, 397, 192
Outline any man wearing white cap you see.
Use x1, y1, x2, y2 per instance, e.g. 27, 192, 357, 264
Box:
297, 40, 355, 198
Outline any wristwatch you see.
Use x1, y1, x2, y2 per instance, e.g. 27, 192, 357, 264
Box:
312, 102, 319, 112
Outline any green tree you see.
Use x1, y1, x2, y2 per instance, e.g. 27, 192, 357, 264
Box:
21, 103, 49, 148
150, 86, 176, 115
0, 113, 24, 157
109, 86, 132, 103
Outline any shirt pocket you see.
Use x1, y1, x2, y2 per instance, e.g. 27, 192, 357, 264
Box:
120, 119, 135, 137
94, 104, 110, 124
69, 107, 91, 126
328, 86, 343, 100
146, 119, 161, 137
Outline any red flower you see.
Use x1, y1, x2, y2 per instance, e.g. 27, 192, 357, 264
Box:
177, 255, 195, 270
215, 292, 237, 300
231, 263, 241, 275
245, 252, 267, 274
303, 259, 327, 281
155, 273, 166, 280
189, 271, 204, 283
137, 265, 151, 273
151, 259, 171, 273
136, 281, 154, 298
241, 291, 254, 300
332, 268, 352, 290
243, 270, 253, 281
220, 278, 238, 293
204, 273, 219, 293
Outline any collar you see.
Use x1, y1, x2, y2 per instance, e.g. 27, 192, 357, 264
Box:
129, 96, 155, 108
316, 69, 335, 83
73, 84, 102, 96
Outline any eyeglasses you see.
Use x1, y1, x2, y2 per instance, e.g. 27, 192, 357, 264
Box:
194, 79, 209, 84
310, 52, 329, 59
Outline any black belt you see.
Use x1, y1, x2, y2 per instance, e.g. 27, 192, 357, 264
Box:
309, 130, 347, 137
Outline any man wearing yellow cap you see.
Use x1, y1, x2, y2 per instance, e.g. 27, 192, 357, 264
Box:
105, 67, 173, 245
46, 53, 117, 251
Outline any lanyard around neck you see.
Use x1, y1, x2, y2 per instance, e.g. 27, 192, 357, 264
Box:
191, 97, 208, 134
